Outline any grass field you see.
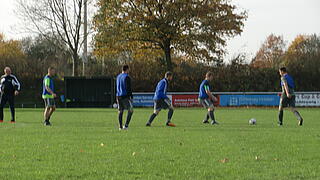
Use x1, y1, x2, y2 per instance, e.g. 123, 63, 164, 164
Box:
0, 108, 319, 180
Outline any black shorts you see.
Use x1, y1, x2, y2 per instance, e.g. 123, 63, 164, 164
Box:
280, 95, 296, 108
117, 97, 133, 111
154, 98, 172, 111
199, 98, 214, 109
44, 98, 55, 108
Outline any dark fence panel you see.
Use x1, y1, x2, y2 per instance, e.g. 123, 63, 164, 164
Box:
65, 77, 114, 108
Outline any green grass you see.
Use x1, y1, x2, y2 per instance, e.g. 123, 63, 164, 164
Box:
0, 108, 319, 180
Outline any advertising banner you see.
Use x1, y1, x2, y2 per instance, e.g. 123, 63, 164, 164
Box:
172, 94, 220, 107
133, 94, 172, 107
132, 94, 154, 107
172, 94, 200, 107
295, 93, 320, 106
219, 94, 280, 106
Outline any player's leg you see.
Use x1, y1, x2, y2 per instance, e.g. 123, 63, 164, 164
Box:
288, 96, 303, 126
146, 100, 160, 126
199, 99, 210, 123
43, 99, 52, 126
164, 99, 175, 127
118, 110, 124, 129
205, 99, 217, 125
124, 99, 134, 129
48, 104, 56, 121
8, 95, 15, 122
208, 107, 218, 125
278, 97, 285, 126
0, 94, 8, 122
117, 98, 124, 130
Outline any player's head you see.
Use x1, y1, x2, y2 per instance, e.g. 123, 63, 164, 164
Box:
279, 67, 287, 76
205, 71, 213, 81
4, 67, 11, 75
48, 67, 55, 76
122, 65, 129, 73
165, 71, 173, 81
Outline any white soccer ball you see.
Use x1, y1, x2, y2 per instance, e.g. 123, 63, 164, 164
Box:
112, 103, 118, 108
249, 118, 257, 125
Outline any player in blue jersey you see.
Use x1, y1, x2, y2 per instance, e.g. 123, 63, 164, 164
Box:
278, 67, 303, 126
116, 65, 133, 130
198, 72, 219, 125
146, 72, 176, 127
42, 67, 57, 126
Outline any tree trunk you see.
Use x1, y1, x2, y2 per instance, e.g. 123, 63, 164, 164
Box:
72, 52, 78, 76
163, 40, 173, 71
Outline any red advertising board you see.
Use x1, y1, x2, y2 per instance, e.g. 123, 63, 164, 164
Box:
172, 94, 220, 107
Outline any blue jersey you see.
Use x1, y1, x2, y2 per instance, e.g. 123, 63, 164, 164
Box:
199, 80, 210, 99
281, 74, 295, 95
116, 73, 129, 97
153, 78, 169, 100
42, 75, 54, 99
281, 74, 295, 89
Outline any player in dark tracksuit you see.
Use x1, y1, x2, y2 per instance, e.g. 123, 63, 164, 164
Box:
116, 65, 133, 130
0, 67, 21, 123
146, 72, 176, 127
278, 67, 303, 126
198, 72, 219, 125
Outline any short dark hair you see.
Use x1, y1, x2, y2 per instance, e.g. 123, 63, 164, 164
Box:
206, 71, 213, 78
48, 67, 55, 71
279, 67, 287, 72
165, 71, 173, 78
122, 65, 129, 71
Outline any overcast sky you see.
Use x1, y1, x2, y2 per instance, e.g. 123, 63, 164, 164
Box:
0, 0, 319, 61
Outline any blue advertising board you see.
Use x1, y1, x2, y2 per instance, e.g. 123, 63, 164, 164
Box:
133, 94, 154, 107
219, 94, 280, 106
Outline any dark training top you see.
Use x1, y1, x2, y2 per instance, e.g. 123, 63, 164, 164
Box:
116, 73, 133, 98
0, 74, 21, 95
199, 79, 210, 99
281, 74, 295, 96
153, 78, 169, 100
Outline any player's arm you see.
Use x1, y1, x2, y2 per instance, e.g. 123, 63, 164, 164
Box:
45, 78, 56, 98
12, 75, 21, 95
125, 76, 133, 99
0, 77, 3, 93
282, 79, 291, 98
205, 85, 216, 101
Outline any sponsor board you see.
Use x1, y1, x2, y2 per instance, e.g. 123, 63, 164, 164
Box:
295, 93, 320, 106
172, 94, 220, 107
219, 94, 280, 106
133, 94, 172, 107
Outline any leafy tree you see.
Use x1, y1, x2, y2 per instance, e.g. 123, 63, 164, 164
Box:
21, 35, 72, 78
0, 33, 27, 73
93, 0, 247, 70
283, 34, 320, 90
17, 0, 87, 76
251, 34, 286, 68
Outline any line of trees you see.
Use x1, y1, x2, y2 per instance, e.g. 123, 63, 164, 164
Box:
1, 33, 319, 105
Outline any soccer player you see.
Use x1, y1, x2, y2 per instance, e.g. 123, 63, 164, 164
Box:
116, 65, 133, 130
42, 67, 57, 126
0, 67, 20, 123
278, 67, 303, 126
146, 72, 176, 127
198, 72, 219, 125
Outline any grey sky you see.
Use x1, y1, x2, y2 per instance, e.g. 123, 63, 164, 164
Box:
1, 0, 319, 61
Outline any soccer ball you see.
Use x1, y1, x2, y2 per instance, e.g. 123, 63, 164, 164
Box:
249, 118, 257, 125
112, 103, 118, 108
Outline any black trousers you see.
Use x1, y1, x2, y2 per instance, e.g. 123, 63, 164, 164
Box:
0, 94, 15, 121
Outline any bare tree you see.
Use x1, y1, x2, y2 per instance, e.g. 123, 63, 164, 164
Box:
16, 0, 86, 76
